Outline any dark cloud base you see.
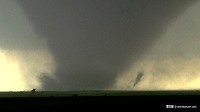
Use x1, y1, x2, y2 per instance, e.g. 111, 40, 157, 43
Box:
17, 0, 196, 90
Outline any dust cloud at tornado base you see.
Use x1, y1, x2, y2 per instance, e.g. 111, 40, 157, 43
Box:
16, 0, 198, 90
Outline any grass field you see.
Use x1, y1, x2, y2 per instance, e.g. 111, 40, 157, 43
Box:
0, 90, 200, 97
0, 90, 199, 111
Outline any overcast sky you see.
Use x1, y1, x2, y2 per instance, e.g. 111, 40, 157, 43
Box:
0, 0, 198, 91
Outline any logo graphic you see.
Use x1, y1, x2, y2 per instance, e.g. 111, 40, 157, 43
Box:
166, 105, 174, 108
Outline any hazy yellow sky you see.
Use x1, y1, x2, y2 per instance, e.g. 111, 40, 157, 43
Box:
0, 1, 56, 91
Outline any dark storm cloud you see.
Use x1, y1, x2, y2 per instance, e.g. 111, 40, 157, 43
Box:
17, 0, 196, 90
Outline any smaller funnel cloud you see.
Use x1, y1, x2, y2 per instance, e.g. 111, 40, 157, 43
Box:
112, 1, 200, 90
133, 72, 144, 87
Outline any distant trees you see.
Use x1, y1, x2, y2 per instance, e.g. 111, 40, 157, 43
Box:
31, 89, 36, 93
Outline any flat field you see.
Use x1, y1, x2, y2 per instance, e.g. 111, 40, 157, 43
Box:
0, 90, 200, 97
